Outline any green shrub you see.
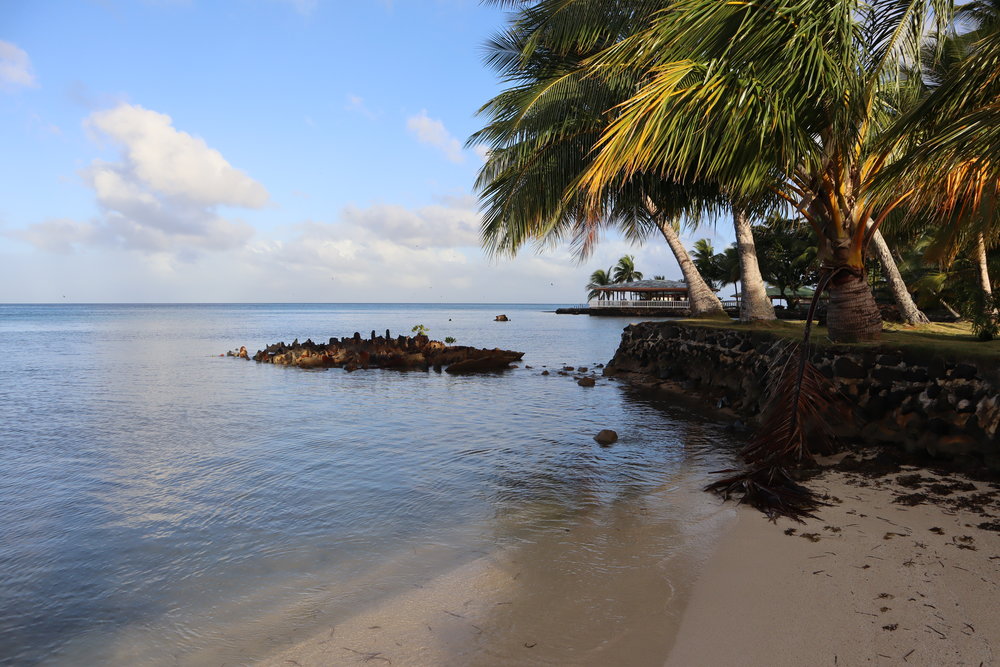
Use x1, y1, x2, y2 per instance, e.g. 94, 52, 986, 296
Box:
965, 292, 1000, 341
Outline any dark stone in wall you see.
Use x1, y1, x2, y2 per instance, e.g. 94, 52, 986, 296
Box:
834, 357, 868, 379
954, 363, 978, 379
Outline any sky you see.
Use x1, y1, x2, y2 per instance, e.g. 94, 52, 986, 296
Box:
0, 0, 732, 303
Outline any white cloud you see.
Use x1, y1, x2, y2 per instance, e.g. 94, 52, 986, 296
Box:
239, 199, 481, 295
345, 93, 375, 119
339, 202, 480, 247
85, 104, 269, 208
16, 103, 265, 255
473, 144, 491, 163
406, 110, 464, 164
6, 191, 679, 303
11, 219, 99, 254
0, 41, 37, 90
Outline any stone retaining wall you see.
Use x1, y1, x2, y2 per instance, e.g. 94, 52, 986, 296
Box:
605, 321, 1000, 469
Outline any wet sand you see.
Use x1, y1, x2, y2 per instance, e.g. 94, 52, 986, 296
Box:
261, 471, 736, 666
263, 460, 1000, 666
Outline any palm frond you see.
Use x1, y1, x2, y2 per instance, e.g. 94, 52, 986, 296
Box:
705, 466, 827, 522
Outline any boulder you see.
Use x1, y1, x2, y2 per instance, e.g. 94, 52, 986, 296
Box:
495, 314, 510, 322
445, 352, 520, 374
577, 377, 596, 387
594, 429, 618, 445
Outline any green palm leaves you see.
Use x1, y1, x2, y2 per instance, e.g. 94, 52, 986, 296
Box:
471, 0, 723, 258
574, 0, 954, 340
587, 267, 613, 300
611, 254, 643, 283
587, 256, 644, 299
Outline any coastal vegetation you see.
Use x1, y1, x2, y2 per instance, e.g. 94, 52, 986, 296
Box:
586, 254, 647, 299
473, 0, 997, 344
469, 1, 729, 318
610, 254, 642, 284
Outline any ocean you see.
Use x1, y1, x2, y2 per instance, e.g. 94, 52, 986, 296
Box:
0, 303, 741, 665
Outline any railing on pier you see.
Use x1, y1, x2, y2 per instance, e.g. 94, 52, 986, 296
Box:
587, 299, 742, 310
588, 300, 691, 309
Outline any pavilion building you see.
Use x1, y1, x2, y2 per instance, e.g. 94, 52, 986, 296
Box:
589, 279, 701, 310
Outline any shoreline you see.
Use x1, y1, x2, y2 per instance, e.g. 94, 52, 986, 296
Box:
260, 471, 737, 666
261, 459, 1000, 666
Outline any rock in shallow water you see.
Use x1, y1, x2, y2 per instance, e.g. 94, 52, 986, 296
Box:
594, 429, 618, 445
243, 332, 523, 373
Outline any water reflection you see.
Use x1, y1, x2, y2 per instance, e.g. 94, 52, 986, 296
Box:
0, 305, 737, 666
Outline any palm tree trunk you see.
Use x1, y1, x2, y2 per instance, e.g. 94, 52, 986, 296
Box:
654, 218, 727, 318
826, 271, 883, 342
976, 233, 993, 297
732, 208, 776, 322
867, 225, 929, 325
975, 233, 997, 317
940, 298, 962, 319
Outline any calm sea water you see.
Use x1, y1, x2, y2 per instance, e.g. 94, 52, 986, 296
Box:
0, 304, 740, 665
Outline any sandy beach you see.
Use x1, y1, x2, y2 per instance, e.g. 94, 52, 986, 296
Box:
669, 458, 1000, 666
264, 454, 1000, 667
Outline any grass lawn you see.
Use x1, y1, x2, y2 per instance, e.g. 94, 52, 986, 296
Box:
671, 318, 1000, 361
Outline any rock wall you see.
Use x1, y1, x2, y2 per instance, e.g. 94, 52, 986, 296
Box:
605, 321, 1000, 469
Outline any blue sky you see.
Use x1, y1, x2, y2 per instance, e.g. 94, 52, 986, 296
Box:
0, 0, 731, 303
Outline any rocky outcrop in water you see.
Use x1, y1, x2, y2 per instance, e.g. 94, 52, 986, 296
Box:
245, 330, 523, 373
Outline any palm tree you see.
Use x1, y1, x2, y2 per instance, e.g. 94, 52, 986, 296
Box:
470, 1, 729, 318
612, 255, 643, 283
691, 239, 720, 291
884, 2, 1000, 326
755, 218, 819, 309
587, 267, 613, 301
886, 0, 1000, 193
579, 0, 948, 341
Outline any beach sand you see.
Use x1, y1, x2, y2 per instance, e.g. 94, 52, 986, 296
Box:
263, 459, 1000, 667
668, 461, 1000, 666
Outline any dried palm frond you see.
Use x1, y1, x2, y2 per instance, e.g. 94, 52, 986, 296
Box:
740, 342, 840, 465
706, 270, 846, 521
705, 466, 827, 523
